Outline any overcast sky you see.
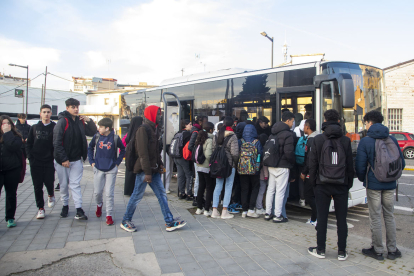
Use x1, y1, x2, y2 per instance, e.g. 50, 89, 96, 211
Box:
1, 0, 412, 91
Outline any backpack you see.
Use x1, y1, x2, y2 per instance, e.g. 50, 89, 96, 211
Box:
94, 133, 119, 159
263, 134, 280, 167
319, 137, 346, 184
295, 136, 308, 166
237, 139, 260, 175
192, 143, 206, 164
209, 135, 233, 178
169, 132, 184, 158
125, 124, 152, 171
183, 130, 198, 160
368, 137, 402, 184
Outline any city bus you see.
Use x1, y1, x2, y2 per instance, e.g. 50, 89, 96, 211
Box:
120, 61, 384, 210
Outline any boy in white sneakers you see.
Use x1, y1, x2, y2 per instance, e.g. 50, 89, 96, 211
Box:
88, 118, 125, 225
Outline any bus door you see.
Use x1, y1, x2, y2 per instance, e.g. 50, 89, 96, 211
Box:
276, 86, 315, 125
165, 99, 193, 122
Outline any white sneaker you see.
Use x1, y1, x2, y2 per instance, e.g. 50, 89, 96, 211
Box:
195, 208, 204, 215
242, 211, 247, 218
299, 199, 306, 207
306, 219, 317, 226
247, 210, 259, 218
37, 209, 45, 219
204, 210, 212, 217
255, 208, 266, 215
221, 209, 234, 219
48, 196, 55, 208
211, 209, 221, 219
166, 189, 171, 194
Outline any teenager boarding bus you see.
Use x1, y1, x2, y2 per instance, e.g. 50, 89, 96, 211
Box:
120, 61, 385, 210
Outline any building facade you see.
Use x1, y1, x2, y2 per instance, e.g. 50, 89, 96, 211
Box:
71, 77, 118, 92
384, 59, 414, 134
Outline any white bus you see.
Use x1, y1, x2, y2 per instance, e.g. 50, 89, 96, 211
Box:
120, 61, 384, 210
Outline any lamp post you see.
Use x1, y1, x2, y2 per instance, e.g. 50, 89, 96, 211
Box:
9, 63, 29, 115
260, 32, 274, 68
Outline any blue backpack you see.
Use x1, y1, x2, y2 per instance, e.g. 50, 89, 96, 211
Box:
295, 135, 308, 166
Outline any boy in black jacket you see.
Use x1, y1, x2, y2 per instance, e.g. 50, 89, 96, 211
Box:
16, 113, 30, 158
308, 110, 353, 261
27, 105, 56, 219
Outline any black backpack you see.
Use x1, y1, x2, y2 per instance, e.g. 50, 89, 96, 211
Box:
209, 135, 233, 178
169, 132, 184, 158
319, 136, 346, 184
263, 134, 281, 167
125, 124, 152, 171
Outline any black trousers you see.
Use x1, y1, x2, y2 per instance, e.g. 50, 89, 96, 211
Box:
304, 178, 317, 222
197, 172, 214, 211
315, 184, 349, 252
239, 174, 260, 212
124, 169, 136, 196
31, 165, 55, 209
231, 173, 241, 204
0, 167, 21, 221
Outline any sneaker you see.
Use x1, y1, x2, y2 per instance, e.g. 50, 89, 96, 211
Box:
166, 220, 186, 232
192, 197, 197, 207
7, 219, 16, 228
242, 211, 247, 218
308, 247, 325, 259
273, 216, 284, 223
120, 220, 137, 232
228, 207, 240, 214
179, 194, 187, 200
186, 194, 194, 201
195, 208, 204, 215
60, 205, 69, 218
234, 203, 242, 210
204, 210, 212, 217
48, 196, 55, 208
256, 208, 266, 215
54, 183, 60, 191
338, 251, 348, 261
75, 208, 88, 220
106, 216, 114, 226
96, 205, 102, 217
299, 199, 306, 207
362, 246, 384, 260
306, 219, 317, 226
166, 189, 171, 194
247, 210, 259, 218
387, 248, 402, 260
37, 208, 45, 219
264, 213, 273, 221
211, 209, 221, 219
221, 209, 234, 219
282, 217, 288, 223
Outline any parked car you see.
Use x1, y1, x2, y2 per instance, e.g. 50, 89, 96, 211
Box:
389, 132, 414, 159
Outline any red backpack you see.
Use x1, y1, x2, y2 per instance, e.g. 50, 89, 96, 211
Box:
62, 117, 85, 145
182, 130, 198, 160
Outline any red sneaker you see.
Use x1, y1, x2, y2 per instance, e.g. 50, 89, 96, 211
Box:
96, 205, 102, 217
106, 216, 114, 226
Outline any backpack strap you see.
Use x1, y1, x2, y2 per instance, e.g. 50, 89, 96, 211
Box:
300, 129, 304, 137
62, 118, 69, 145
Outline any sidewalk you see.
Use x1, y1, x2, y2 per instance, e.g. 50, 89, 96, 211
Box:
0, 165, 413, 276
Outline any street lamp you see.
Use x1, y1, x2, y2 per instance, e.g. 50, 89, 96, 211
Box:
9, 63, 29, 115
260, 32, 274, 68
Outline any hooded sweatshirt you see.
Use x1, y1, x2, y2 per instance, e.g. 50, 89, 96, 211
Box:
196, 132, 214, 171
355, 123, 405, 190
294, 120, 307, 138
269, 121, 295, 169
26, 121, 56, 167
133, 105, 163, 175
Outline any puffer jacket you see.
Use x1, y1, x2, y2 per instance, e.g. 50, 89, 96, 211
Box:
270, 122, 295, 169
235, 122, 247, 139
16, 120, 30, 149
0, 131, 23, 171
355, 123, 405, 190
188, 123, 202, 152
212, 130, 239, 168
196, 133, 213, 169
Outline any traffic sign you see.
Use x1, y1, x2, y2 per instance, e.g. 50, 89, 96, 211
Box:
15, 89, 24, 98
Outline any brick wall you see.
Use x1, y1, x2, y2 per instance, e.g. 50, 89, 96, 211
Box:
384, 61, 414, 133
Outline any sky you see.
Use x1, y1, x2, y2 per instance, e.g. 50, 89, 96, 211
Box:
0, 0, 413, 91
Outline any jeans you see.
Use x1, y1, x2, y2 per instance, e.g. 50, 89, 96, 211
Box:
197, 171, 214, 211
367, 189, 397, 254
194, 163, 199, 197
240, 174, 260, 211
315, 184, 348, 252
94, 166, 117, 216
256, 179, 268, 209
54, 160, 83, 208
213, 168, 235, 208
123, 172, 173, 224
231, 173, 241, 204
0, 167, 21, 221
31, 165, 55, 209
161, 150, 173, 191
174, 157, 192, 195
265, 168, 289, 217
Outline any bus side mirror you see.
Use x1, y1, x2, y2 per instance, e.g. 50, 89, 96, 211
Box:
340, 76, 355, 108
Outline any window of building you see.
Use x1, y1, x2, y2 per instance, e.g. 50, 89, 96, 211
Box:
388, 108, 403, 131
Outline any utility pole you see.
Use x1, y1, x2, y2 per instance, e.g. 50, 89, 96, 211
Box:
181, 68, 184, 76
26, 65, 29, 115
41, 84, 44, 106
44, 66, 47, 104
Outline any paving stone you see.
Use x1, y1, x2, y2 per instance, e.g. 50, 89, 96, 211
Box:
159, 263, 182, 274
203, 266, 226, 276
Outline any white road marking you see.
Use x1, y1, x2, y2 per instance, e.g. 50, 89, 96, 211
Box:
398, 183, 414, 185
394, 206, 414, 212
401, 174, 414, 177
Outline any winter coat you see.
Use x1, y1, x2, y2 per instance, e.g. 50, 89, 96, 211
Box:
355, 123, 405, 190
53, 111, 98, 165
308, 121, 354, 188
255, 123, 271, 137
270, 122, 295, 169
196, 133, 213, 169
88, 130, 126, 172
235, 122, 247, 139
0, 131, 23, 171
212, 130, 239, 168
188, 123, 202, 152
26, 121, 56, 167
301, 130, 321, 176
133, 106, 163, 175
16, 120, 30, 149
